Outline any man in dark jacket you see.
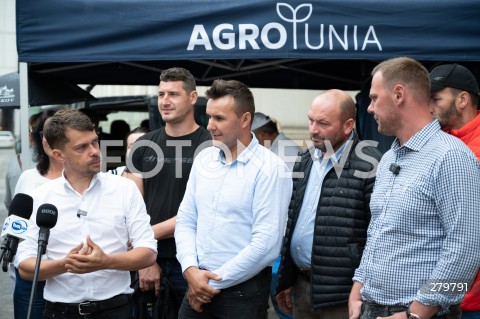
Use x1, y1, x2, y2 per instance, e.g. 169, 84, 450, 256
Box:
275, 89, 383, 318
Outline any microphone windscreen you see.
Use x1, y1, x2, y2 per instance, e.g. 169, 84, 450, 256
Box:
36, 204, 58, 229
9, 193, 34, 219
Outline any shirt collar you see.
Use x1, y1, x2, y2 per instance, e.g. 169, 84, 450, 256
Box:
62, 171, 100, 193
391, 120, 440, 153
217, 133, 259, 165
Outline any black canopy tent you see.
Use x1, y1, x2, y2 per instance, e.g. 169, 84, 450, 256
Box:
17, 0, 480, 89
15, 0, 480, 167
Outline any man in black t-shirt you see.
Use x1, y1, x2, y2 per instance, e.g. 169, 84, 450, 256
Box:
126, 67, 211, 303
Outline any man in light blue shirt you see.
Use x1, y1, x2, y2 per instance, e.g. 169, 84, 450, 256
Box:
175, 79, 293, 319
349, 57, 480, 319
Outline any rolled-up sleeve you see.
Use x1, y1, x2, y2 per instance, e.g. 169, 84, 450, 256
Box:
125, 181, 157, 253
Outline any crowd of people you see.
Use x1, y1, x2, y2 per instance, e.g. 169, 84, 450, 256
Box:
3, 58, 479, 319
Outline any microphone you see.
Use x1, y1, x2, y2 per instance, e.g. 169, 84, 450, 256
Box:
26, 204, 58, 319
36, 204, 58, 255
389, 163, 401, 175
0, 193, 33, 272
76, 209, 88, 218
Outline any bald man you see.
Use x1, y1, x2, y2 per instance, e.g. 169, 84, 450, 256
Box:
275, 89, 382, 319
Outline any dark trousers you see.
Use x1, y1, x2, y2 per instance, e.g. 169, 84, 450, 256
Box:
178, 268, 271, 319
360, 301, 460, 319
14, 268, 46, 319
158, 258, 188, 304
43, 295, 133, 319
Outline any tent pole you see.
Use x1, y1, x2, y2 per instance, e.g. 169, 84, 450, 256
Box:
19, 62, 34, 171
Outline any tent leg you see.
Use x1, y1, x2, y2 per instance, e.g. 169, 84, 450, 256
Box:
19, 62, 33, 171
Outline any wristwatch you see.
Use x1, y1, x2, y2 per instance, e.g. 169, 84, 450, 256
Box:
406, 308, 420, 319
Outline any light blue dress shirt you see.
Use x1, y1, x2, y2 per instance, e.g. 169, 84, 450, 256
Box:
175, 136, 293, 289
354, 120, 480, 313
290, 132, 353, 268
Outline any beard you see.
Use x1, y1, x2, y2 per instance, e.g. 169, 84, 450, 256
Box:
435, 103, 460, 129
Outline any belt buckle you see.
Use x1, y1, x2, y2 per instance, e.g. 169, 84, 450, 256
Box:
78, 301, 95, 315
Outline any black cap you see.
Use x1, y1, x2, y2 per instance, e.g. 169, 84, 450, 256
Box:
430, 64, 479, 95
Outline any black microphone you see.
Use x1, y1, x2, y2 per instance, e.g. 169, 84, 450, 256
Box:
36, 204, 58, 255
1, 193, 33, 272
27, 204, 58, 319
389, 163, 401, 175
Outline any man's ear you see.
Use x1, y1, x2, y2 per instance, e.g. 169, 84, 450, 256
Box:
344, 118, 355, 135
51, 149, 65, 164
393, 84, 405, 104
242, 112, 252, 129
190, 90, 198, 106
456, 91, 469, 110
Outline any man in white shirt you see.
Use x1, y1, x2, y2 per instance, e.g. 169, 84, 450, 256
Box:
17, 109, 157, 319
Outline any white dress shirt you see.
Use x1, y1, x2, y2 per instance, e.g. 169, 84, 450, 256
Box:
16, 172, 157, 303
175, 136, 293, 290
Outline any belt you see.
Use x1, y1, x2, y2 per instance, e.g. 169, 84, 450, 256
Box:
298, 268, 310, 282
362, 301, 407, 313
362, 301, 459, 319
45, 294, 131, 316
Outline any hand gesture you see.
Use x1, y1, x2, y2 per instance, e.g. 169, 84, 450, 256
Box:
65, 235, 109, 273
184, 267, 221, 312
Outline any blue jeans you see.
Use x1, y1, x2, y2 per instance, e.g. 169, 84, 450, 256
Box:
178, 268, 271, 319
157, 258, 187, 304
14, 268, 46, 319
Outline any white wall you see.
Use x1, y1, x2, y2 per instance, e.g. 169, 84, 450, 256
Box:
0, 0, 19, 136
0, 0, 17, 76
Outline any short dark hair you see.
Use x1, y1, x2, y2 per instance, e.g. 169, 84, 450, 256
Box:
44, 109, 95, 150
205, 79, 255, 118
160, 67, 196, 93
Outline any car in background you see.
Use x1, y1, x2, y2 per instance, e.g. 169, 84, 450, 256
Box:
0, 131, 15, 148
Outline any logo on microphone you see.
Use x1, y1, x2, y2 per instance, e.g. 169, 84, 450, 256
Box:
2, 221, 8, 232
11, 220, 28, 234
41, 208, 57, 216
